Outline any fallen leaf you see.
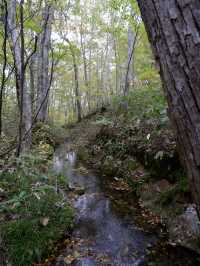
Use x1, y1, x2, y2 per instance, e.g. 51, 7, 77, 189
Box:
40, 217, 49, 226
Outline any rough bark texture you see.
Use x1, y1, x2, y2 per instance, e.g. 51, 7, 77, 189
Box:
36, 2, 53, 122
137, 0, 200, 210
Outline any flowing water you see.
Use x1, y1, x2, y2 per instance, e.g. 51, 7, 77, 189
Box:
53, 145, 157, 266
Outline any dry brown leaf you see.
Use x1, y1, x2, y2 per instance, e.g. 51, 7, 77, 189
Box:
40, 217, 49, 226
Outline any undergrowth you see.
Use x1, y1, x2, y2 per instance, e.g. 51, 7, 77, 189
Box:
33, 122, 68, 149
158, 175, 190, 206
0, 152, 74, 266
112, 85, 168, 123
88, 85, 189, 214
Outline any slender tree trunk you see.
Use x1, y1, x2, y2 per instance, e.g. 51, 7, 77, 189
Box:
29, 56, 35, 115
137, 0, 200, 211
124, 25, 138, 96
8, 0, 32, 154
36, 2, 53, 122
72, 54, 81, 122
8, 0, 21, 105
87, 47, 92, 112
66, 39, 82, 122
113, 38, 119, 96
0, 0, 8, 136
80, 24, 90, 113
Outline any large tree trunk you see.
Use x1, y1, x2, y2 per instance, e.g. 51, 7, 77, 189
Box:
137, 0, 200, 210
36, 2, 53, 122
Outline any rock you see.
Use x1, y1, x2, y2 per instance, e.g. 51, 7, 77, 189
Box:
71, 257, 96, 266
152, 179, 171, 193
74, 187, 85, 196
168, 204, 200, 252
55, 255, 65, 266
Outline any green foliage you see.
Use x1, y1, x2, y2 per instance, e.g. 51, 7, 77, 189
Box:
24, 18, 41, 33
158, 175, 189, 206
93, 116, 113, 126
113, 85, 168, 124
0, 154, 74, 266
33, 122, 68, 149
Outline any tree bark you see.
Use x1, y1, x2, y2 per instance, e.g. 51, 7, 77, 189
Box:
124, 25, 135, 96
137, 0, 200, 210
36, 2, 54, 122
0, 0, 8, 137
66, 39, 82, 122
113, 38, 119, 96
8, 0, 32, 154
80, 23, 90, 113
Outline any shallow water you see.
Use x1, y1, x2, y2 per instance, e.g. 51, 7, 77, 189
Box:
53, 145, 156, 266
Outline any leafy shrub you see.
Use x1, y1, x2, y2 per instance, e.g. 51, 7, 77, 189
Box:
33, 122, 68, 149
112, 86, 168, 125
0, 154, 74, 266
158, 175, 190, 206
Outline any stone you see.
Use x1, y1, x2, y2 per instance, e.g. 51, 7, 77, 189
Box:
168, 204, 200, 252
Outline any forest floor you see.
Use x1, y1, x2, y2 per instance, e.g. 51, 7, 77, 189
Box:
63, 107, 200, 265
1, 88, 200, 266
31, 101, 199, 265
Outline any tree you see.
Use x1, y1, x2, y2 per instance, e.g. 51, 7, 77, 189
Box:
8, 0, 33, 154
124, 19, 139, 96
36, 1, 54, 122
136, 0, 200, 210
66, 38, 82, 122
0, 0, 8, 136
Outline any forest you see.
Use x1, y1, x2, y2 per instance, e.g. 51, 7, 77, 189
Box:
1, 0, 200, 265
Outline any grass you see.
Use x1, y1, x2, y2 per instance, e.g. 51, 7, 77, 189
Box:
0, 152, 74, 266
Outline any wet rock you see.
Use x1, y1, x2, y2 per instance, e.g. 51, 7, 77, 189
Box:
71, 257, 96, 266
168, 204, 200, 252
55, 255, 65, 266
133, 256, 148, 266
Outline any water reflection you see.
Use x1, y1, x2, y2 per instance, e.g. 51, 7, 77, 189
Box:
53, 144, 156, 266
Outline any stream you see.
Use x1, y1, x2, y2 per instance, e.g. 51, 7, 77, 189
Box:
52, 144, 200, 266
53, 145, 156, 266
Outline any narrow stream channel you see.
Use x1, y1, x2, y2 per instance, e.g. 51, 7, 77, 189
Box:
53, 145, 157, 266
